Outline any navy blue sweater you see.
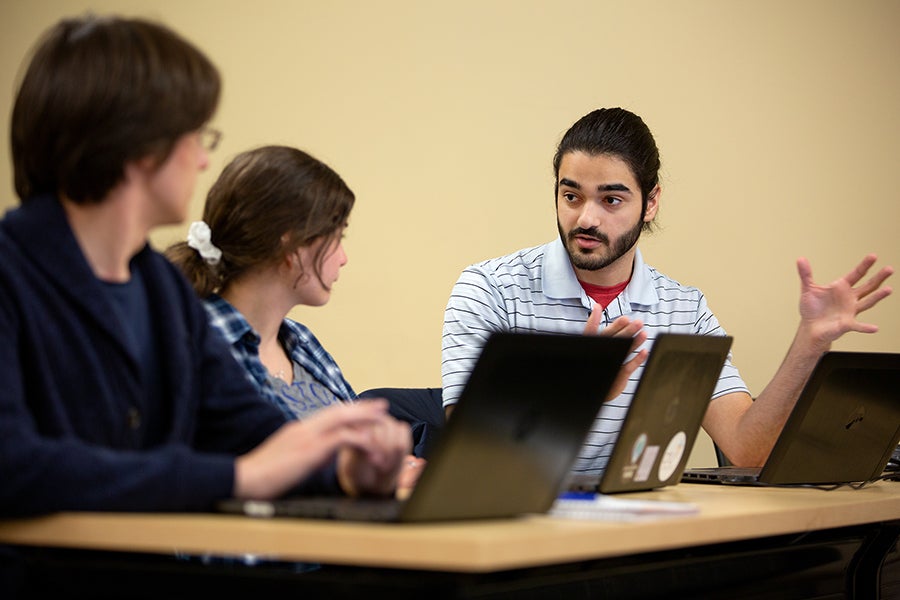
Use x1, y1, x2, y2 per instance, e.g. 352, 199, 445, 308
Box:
0, 195, 336, 516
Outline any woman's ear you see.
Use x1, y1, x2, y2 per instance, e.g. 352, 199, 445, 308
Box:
280, 233, 298, 268
284, 248, 302, 271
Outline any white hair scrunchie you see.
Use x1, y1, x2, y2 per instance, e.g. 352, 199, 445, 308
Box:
186, 221, 222, 266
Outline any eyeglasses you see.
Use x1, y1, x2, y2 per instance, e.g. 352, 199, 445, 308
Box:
199, 126, 222, 152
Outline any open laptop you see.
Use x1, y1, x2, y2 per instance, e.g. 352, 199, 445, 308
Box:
681, 351, 900, 486
217, 332, 632, 522
565, 333, 733, 494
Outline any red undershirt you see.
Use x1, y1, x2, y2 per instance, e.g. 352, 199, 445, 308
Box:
579, 278, 630, 310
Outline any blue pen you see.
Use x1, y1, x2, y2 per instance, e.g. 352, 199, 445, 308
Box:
558, 490, 597, 501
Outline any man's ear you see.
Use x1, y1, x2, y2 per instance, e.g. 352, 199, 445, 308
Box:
644, 184, 661, 222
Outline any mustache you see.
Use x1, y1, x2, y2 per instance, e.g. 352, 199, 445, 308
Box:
568, 227, 609, 245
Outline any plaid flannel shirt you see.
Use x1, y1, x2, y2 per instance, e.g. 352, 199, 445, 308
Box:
204, 295, 356, 419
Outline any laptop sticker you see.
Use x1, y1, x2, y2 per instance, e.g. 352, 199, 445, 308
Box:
619, 433, 648, 481
631, 433, 647, 463
659, 431, 686, 481
634, 446, 660, 482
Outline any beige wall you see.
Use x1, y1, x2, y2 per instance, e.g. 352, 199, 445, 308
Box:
3, 1, 899, 466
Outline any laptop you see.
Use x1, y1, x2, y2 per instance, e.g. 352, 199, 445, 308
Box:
681, 351, 900, 486
565, 333, 733, 494
217, 332, 633, 522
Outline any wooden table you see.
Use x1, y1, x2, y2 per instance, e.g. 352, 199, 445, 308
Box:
2, 482, 899, 598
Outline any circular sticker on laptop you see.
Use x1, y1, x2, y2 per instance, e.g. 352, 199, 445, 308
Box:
631, 433, 647, 463
658, 431, 687, 481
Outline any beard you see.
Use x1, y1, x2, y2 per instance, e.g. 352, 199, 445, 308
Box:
557, 217, 643, 272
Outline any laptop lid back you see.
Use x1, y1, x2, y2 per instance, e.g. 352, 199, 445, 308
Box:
597, 334, 733, 493
399, 332, 632, 522
759, 351, 900, 485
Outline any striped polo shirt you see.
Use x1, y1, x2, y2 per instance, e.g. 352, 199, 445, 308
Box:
441, 237, 748, 475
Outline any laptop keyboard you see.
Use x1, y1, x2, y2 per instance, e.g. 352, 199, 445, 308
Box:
276, 496, 405, 521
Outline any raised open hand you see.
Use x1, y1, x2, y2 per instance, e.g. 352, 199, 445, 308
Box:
796, 254, 893, 349
584, 309, 648, 401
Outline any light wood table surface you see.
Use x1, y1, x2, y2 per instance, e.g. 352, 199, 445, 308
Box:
1, 481, 898, 573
